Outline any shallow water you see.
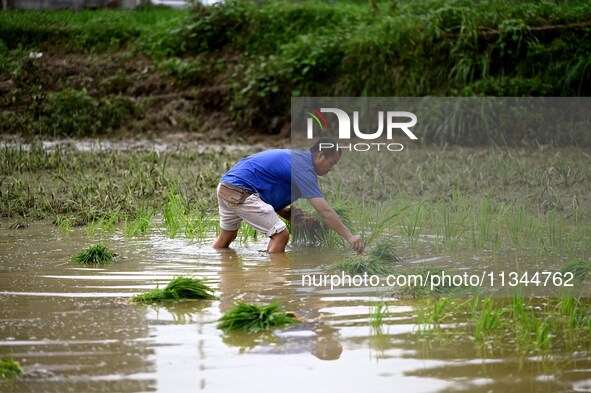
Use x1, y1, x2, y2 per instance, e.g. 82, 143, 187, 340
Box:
1, 221, 590, 392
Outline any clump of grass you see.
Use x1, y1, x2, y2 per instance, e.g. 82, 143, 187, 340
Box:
561, 260, 591, 282
217, 301, 299, 332
369, 238, 401, 263
132, 276, 217, 302
0, 356, 23, 378
69, 244, 116, 264
329, 255, 391, 276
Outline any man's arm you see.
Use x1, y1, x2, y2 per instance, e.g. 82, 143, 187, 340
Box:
307, 197, 365, 253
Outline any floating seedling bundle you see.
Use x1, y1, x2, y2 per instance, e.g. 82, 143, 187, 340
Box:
217, 301, 299, 332
132, 276, 217, 302
0, 356, 23, 379
69, 244, 116, 265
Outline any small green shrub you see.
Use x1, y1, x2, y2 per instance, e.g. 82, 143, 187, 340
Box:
132, 276, 217, 302
69, 244, 116, 264
35, 89, 135, 137
217, 301, 299, 332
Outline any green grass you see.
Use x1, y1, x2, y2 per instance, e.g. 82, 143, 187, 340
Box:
69, 244, 116, 264
217, 301, 299, 332
0, 356, 23, 379
132, 276, 217, 302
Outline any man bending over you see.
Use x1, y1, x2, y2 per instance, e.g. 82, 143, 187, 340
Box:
212, 138, 365, 254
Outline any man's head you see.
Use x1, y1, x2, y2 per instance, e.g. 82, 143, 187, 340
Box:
310, 138, 341, 176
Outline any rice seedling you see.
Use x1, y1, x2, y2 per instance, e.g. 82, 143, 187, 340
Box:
217, 301, 299, 332
472, 198, 493, 249
0, 356, 23, 378
329, 255, 391, 276
54, 215, 73, 231
359, 203, 410, 245
400, 203, 422, 247
69, 244, 116, 264
441, 203, 469, 251
560, 260, 591, 282
474, 297, 503, 341
506, 206, 525, 250
184, 207, 215, 240
238, 221, 258, 244
124, 206, 154, 237
132, 276, 217, 302
163, 190, 186, 239
369, 238, 401, 263
369, 301, 389, 329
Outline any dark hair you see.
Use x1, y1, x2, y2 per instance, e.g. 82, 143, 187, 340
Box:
309, 137, 341, 158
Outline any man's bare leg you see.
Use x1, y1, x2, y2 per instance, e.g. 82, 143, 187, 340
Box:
213, 229, 238, 249
267, 229, 289, 253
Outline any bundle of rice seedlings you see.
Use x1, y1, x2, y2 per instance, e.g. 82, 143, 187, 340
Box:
217, 301, 299, 332
369, 238, 401, 263
0, 356, 23, 378
132, 276, 217, 302
560, 260, 591, 282
291, 206, 351, 247
69, 244, 116, 264
330, 255, 391, 276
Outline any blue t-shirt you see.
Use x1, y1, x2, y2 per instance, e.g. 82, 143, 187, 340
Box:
220, 149, 323, 211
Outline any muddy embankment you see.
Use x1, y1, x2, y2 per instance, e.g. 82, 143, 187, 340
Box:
1, 1, 591, 144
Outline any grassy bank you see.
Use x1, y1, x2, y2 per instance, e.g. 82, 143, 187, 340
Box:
1, 1, 591, 143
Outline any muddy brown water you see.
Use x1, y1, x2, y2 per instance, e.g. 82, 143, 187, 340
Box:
1, 221, 590, 393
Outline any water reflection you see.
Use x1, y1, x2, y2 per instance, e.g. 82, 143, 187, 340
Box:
214, 248, 343, 360
1, 221, 590, 392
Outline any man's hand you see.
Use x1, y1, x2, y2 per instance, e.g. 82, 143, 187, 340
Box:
348, 235, 365, 254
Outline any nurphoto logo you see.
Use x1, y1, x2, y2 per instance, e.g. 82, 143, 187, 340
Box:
305, 107, 418, 152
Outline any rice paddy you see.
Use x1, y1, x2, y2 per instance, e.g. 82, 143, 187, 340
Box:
1, 140, 590, 391
416, 295, 591, 357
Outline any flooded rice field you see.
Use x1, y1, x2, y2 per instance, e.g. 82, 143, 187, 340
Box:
1, 220, 590, 393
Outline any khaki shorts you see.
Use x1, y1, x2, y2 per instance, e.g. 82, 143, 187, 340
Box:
217, 183, 287, 237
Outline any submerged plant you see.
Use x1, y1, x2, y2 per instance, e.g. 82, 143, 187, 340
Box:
0, 356, 23, 378
217, 301, 299, 332
69, 244, 116, 264
330, 255, 391, 276
132, 276, 217, 302
369, 238, 401, 263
